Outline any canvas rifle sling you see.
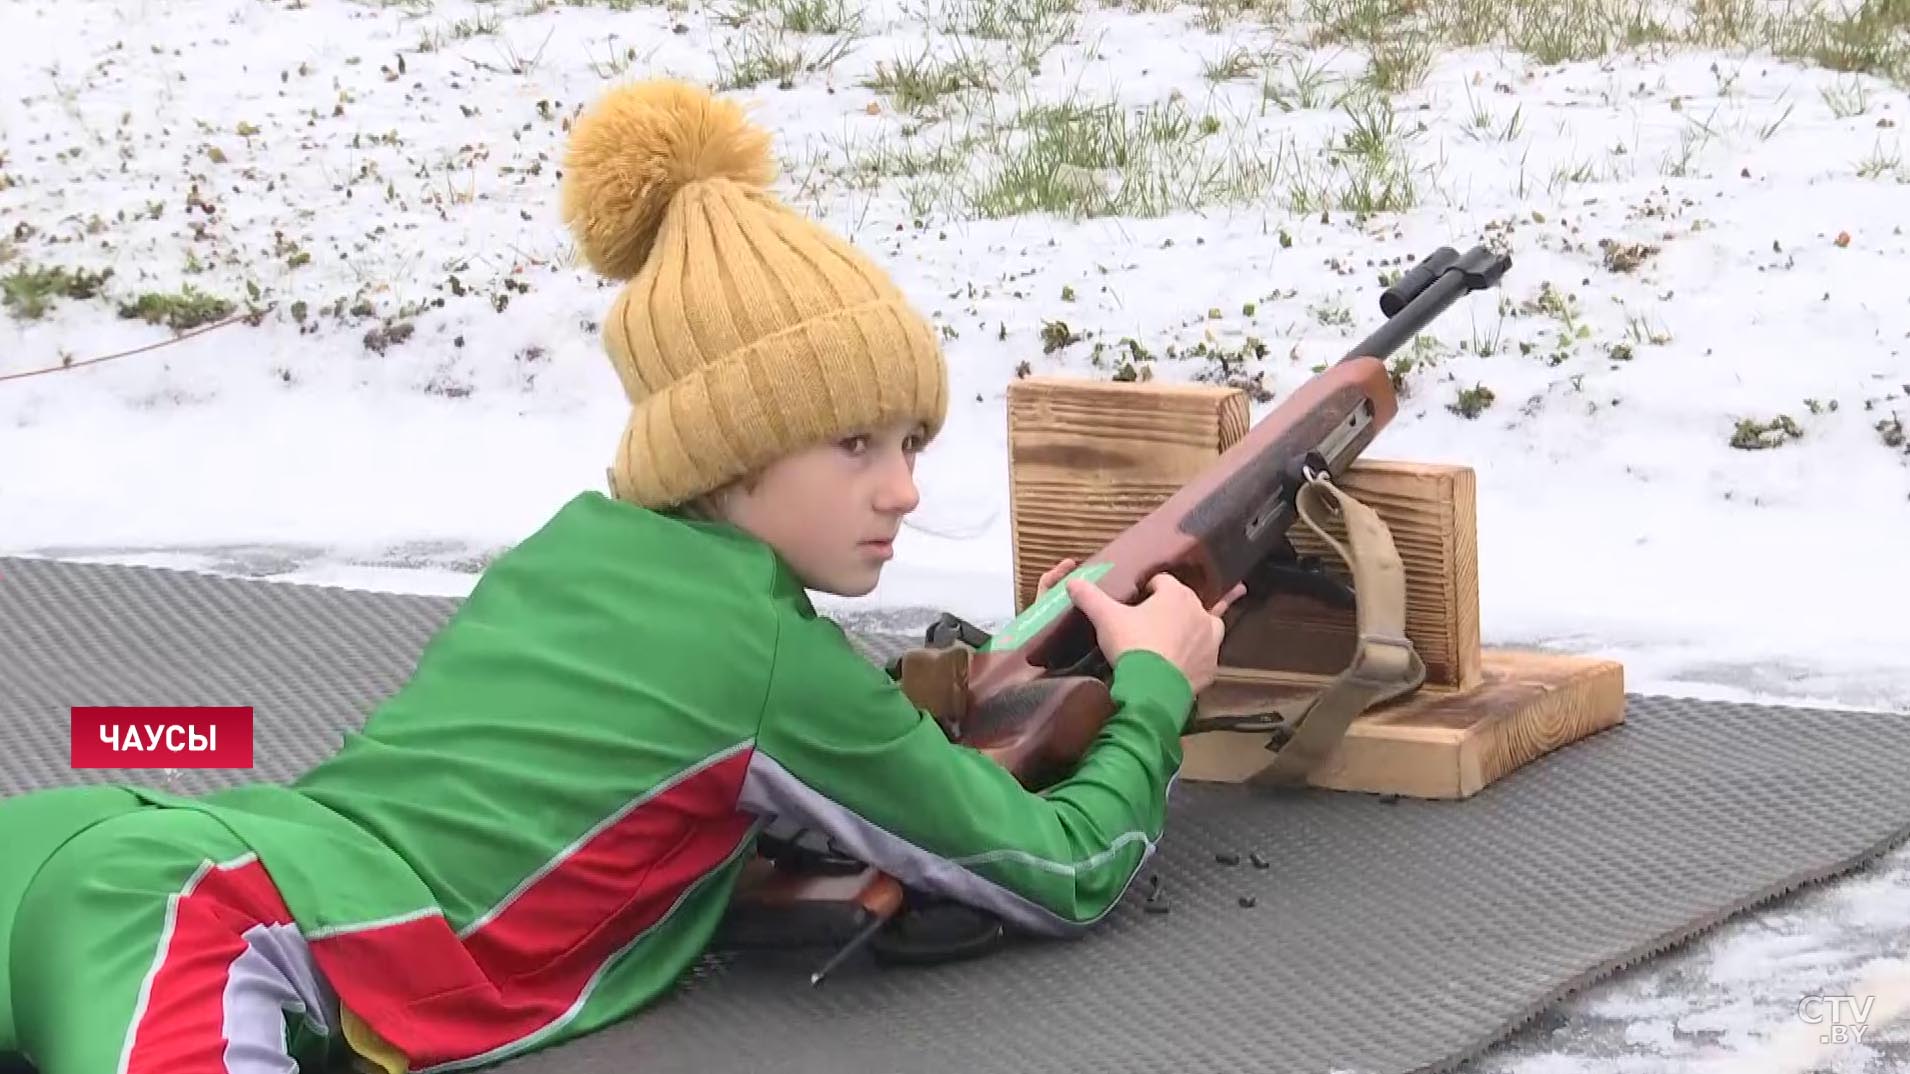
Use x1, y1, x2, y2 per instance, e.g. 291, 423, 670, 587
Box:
1244, 477, 1427, 787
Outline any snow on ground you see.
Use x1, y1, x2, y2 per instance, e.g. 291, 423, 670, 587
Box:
3, 0, 1909, 1068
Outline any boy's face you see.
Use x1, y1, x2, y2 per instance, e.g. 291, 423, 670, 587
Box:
723, 419, 929, 597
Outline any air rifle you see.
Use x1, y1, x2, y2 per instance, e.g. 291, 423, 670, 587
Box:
728, 244, 1512, 983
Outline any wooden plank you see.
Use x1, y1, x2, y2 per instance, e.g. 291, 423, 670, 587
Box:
1179, 648, 1626, 799
1217, 460, 1483, 690
1006, 376, 1248, 612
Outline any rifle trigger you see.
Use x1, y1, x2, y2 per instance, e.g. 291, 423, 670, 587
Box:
1245, 548, 1357, 611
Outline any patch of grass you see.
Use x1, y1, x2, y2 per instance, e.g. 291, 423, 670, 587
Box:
1298, 0, 1910, 84
1262, 54, 1347, 112
117, 285, 235, 331
854, 134, 974, 181
1756, 97, 1798, 140
466, 26, 558, 75
1303, 0, 1403, 48
1363, 31, 1433, 93
783, 120, 976, 214
1204, 45, 1262, 84
821, 125, 978, 214
1521, 281, 1578, 323
1797, 0, 1910, 81
1186, 339, 1275, 400
1659, 106, 1723, 177
863, 43, 995, 114
1730, 414, 1804, 450
1822, 75, 1872, 118
1090, 333, 1273, 399
958, 94, 1284, 219
446, 9, 502, 38
1449, 383, 1496, 418
1547, 155, 1604, 197
717, 0, 862, 34
930, 0, 1076, 40
917, 0, 1078, 71
1309, 296, 1353, 326
586, 39, 648, 80
1287, 91, 1421, 216
2, 263, 113, 320
1624, 307, 1672, 346
1461, 83, 1526, 143
1040, 318, 1082, 352
1855, 138, 1906, 180
1600, 239, 1658, 272
1187, 0, 1271, 32
363, 318, 417, 354
714, 25, 859, 89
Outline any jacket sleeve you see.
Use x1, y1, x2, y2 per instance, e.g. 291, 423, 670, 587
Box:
737, 609, 1195, 938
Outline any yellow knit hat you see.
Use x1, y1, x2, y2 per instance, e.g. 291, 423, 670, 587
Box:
558, 80, 949, 509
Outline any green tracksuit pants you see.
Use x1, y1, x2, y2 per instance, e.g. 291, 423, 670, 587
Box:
1, 786, 353, 1074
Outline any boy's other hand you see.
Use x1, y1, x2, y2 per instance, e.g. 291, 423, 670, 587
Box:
1034, 558, 1078, 598
1064, 572, 1247, 695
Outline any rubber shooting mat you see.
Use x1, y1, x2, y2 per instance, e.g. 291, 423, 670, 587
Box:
4, 555, 1910, 1074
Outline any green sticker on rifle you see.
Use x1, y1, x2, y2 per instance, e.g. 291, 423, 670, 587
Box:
982, 561, 1113, 653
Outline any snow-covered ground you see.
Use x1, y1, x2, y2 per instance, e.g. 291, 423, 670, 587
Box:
3, 0, 1908, 1069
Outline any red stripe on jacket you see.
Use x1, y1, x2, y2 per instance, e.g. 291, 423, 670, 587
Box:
306, 747, 755, 1068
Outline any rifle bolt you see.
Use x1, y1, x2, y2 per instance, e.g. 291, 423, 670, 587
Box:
1215, 850, 1240, 866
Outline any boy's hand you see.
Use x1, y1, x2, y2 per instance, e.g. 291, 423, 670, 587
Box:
1042, 558, 1247, 620
1034, 558, 1079, 598
1064, 572, 1248, 695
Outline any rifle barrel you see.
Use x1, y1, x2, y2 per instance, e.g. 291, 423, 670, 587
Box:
1340, 245, 1511, 364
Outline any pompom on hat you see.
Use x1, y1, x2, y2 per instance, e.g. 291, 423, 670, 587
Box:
560, 80, 948, 509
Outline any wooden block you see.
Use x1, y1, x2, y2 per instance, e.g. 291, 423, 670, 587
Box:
1006, 376, 1249, 612
1218, 460, 1483, 691
1180, 648, 1627, 799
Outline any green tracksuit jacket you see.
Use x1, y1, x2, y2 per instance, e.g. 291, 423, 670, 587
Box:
3, 490, 1195, 1071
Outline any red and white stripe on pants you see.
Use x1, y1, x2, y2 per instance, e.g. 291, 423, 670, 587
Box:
116, 852, 339, 1074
